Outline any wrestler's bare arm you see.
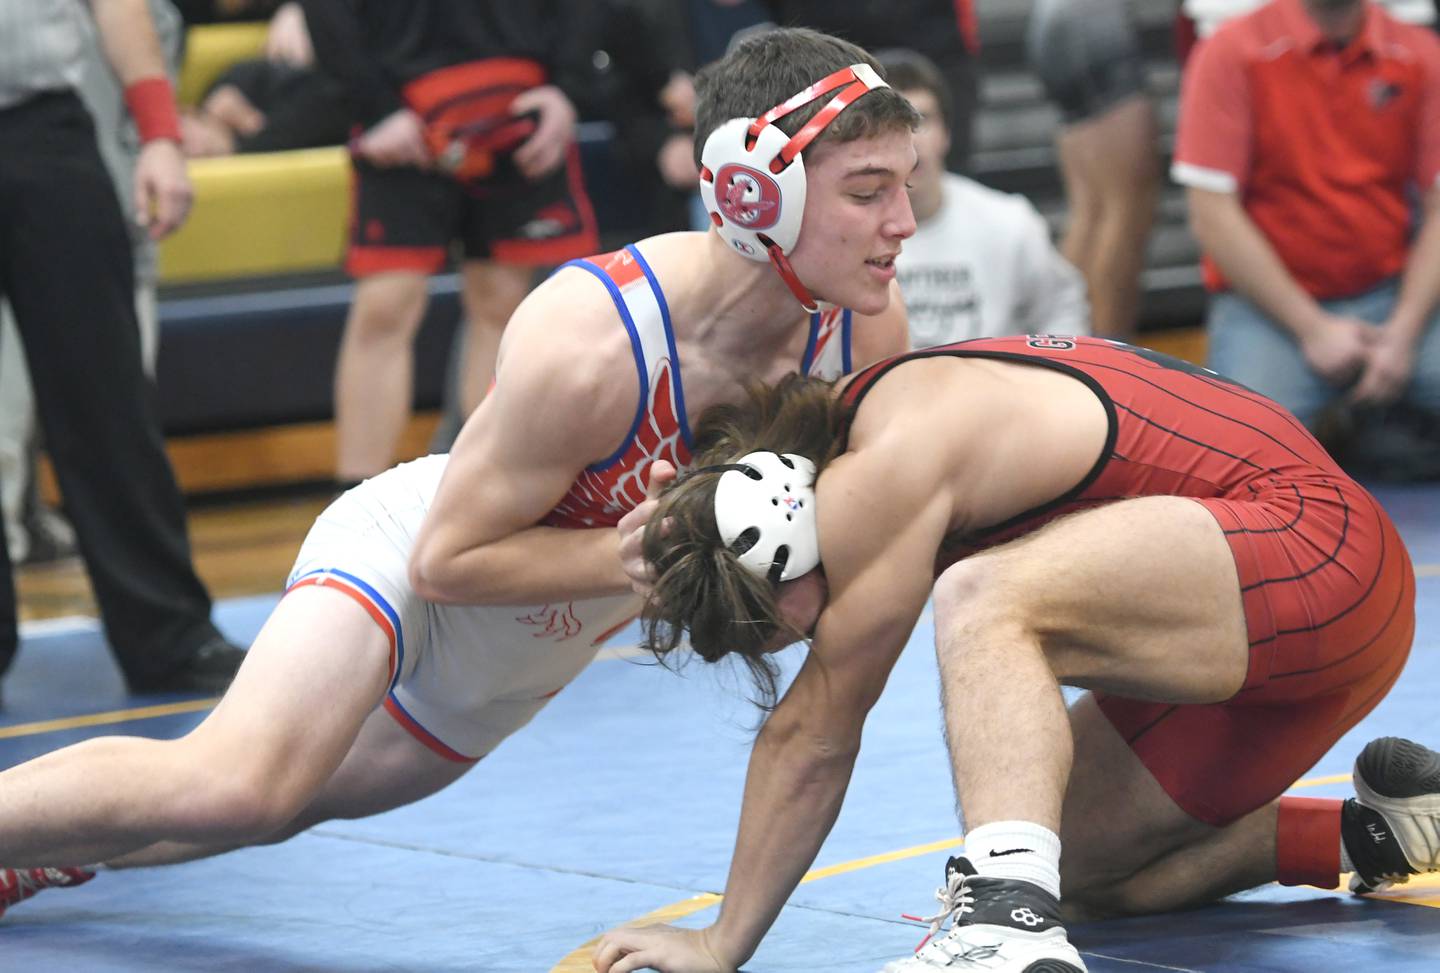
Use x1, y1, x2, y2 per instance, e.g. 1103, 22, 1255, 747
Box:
704, 438, 955, 966
613, 280, 912, 596
409, 271, 639, 605
595, 444, 953, 971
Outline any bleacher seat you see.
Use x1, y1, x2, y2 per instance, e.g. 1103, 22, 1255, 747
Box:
176, 22, 267, 107
158, 148, 349, 283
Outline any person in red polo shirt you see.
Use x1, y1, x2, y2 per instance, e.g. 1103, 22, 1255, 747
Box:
1174, 0, 1440, 479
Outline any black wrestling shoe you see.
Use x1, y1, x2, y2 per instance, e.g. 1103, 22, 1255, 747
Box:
126, 635, 247, 696
882, 856, 1086, 972
1345, 737, 1440, 893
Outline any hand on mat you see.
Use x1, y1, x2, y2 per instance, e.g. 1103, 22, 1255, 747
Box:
511, 85, 576, 180
592, 923, 733, 973
133, 139, 192, 240
617, 460, 677, 596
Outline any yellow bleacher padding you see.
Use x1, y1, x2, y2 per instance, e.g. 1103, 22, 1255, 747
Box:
158, 148, 350, 283
177, 22, 269, 106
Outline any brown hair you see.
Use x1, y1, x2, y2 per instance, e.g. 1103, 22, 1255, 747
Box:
641, 372, 843, 708
874, 48, 954, 135
692, 27, 921, 168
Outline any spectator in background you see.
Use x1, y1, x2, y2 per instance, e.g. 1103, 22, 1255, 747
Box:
879, 49, 1089, 346
179, 58, 349, 156
0, 0, 245, 696
1184, 0, 1434, 38
766, 0, 980, 172
299, 0, 601, 487
179, 2, 348, 157
0, 0, 188, 567
593, 0, 772, 238
0, 0, 185, 567
1026, 0, 1160, 339
1175, 0, 1440, 480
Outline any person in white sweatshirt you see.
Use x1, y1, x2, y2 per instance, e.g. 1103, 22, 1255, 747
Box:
878, 49, 1089, 349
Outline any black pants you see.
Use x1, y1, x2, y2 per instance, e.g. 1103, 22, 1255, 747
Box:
0, 91, 219, 681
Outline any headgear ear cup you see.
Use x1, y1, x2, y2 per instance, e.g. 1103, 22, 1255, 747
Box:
700, 118, 807, 259
713, 451, 821, 582
698, 63, 889, 311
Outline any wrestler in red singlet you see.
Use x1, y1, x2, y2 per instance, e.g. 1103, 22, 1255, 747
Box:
840, 334, 1415, 826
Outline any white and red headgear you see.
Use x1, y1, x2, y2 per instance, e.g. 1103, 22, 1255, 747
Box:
711, 451, 820, 583
699, 63, 889, 312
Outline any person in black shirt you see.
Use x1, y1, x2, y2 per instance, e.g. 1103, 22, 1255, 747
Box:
299, 0, 603, 486
180, 58, 348, 155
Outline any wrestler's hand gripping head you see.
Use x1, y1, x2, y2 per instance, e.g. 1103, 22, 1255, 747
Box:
699, 64, 889, 312
639, 434, 831, 706
713, 451, 821, 584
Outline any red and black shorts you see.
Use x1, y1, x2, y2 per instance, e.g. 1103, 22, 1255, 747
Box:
345, 59, 599, 277
1097, 477, 1416, 827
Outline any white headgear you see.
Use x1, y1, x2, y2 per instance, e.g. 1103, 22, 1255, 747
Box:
713, 451, 821, 583
698, 63, 888, 311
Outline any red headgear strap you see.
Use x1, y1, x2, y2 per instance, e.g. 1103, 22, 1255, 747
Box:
746, 64, 885, 173
700, 63, 888, 311
761, 237, 820, 312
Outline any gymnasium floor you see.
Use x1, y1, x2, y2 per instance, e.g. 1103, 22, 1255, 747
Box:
1, 483, 1436, 972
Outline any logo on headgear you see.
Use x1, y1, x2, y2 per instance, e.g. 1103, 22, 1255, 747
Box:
714, 163, 781, 230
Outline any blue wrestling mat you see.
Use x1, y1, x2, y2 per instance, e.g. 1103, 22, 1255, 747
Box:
0, 483, 1437, 972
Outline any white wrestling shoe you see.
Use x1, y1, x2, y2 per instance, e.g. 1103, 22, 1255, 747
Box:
1346, 736, 1440, 894
881, 857, 1086, 972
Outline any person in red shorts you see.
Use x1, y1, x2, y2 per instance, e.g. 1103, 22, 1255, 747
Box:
594, 335, 1433, 973
300, 0, 603, 484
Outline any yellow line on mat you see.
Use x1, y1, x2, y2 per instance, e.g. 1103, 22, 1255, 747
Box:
0, 626, 1432, 971
798, 836, 966, 884
0, 698, 218, 739
547, 770, 1431, 972
548, 836, 969, 972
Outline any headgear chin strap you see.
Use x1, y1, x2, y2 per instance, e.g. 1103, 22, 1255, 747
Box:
699, 63, 889, 313
710, 451, 821, 584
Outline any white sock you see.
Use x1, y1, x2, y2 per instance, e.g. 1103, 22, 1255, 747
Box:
964, 820, 1062, 899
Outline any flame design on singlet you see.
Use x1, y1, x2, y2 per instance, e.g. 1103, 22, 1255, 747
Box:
541, 244, 853, 530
